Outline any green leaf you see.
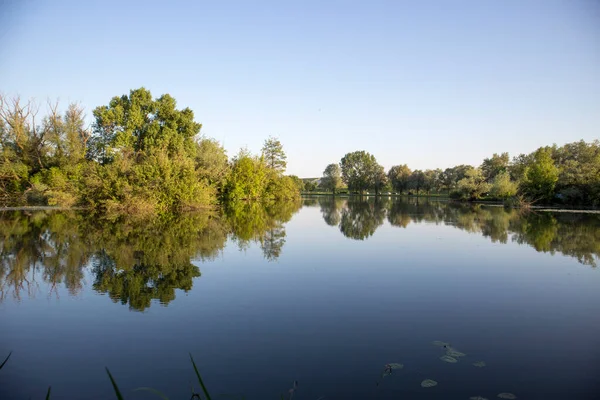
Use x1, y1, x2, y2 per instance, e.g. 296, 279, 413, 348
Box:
106, 368, 125, 400
0, 351, 12, 370
189, 353, 212, 400
133, 387, 170, 400
45, 386, 51, 400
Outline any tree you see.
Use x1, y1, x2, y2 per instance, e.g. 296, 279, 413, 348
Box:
552, 140, 600, 205
371, 164, 387, 195
440, 165, 472, 195
423, 169, 439, 195
521, 147, 559, 202
303, 179, 318, 192
224, 149, 268, 201
287, 175, 305, 192
195, 138, 230, 194
481, 152, 510, 182
85, 88, 213, 213
490, 171, 518, 199
387, 164, 411, 194
409, 170, 425, 195
340, 151, 379, 194
456, 168, 491, 200
321, 163, 343, 194
261, 136, 287, 173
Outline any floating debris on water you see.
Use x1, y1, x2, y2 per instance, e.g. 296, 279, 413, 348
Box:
473, 361, 486, 367
440, 355, 458, 363
497, 393, 517, 399
421, 379, 438, 388
432, 340, 449, 347
470, 397, 488, 400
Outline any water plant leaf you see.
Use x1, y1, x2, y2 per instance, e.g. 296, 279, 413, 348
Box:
420, 379, 438, 388
0, 351, 12, 370
432, 341, 449, 347
473, 361, 487, 367
133, 387, 170, 400
445, 347, 466, 358
498, 393, 517, 399
190, 354, 212, 400
46, 386, 51, 400
106, 368, 124, 400
387, 363, 403, 369
439, 355, 458, 363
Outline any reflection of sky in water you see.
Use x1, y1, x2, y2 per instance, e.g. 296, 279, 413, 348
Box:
1, 200, 600, 400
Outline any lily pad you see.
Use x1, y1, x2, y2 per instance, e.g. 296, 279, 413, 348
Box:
420, 379, 438, 388
387, 363, 404, 369
432, 340, 449, 347
440, 355, 458, 363
497, 393, 517, 399
473, 361, 486, 367
470, 397, 488, 400
445, 347, 466, 358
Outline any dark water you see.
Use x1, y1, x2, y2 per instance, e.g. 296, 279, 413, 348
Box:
1, 197, 600, 400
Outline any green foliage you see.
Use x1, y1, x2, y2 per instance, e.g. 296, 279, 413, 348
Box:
321, 163, 343, 194
340, 151, 383, 194
481, 152, 509, 181
195, 138, 230, 194
261, 136, 287, 173
224, 150, 268, 201
422, 169, 440, 194
85, 88, 213, 213
455, 168, 491, 200
387, 164, 411, 194
303, 179, 318, 192
490, 171, 518, 199
552, 140, 600, 206
521, 147, 559, 202
409, 170, 425, 195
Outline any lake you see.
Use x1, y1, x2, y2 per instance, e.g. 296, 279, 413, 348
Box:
1, 197, 599, 400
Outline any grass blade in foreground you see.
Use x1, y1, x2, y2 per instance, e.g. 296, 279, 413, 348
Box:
190, 353, 212, 400
106, 368, 125, 400
0, 351, 12, 370
46, 386, 51, 400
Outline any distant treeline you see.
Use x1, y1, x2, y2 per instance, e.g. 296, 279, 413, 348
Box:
0, 88, 302, 214
314, 142, 600, 207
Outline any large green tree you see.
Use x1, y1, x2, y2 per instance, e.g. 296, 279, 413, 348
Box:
481, 152, 510, 182
321, 163, 343, 194
456, 167, 491, 200
409, 170, 425, 195
521, 147, 559, 202
340, 150, 380, 194
387, 164, 411, 194
84, 88, 213, 213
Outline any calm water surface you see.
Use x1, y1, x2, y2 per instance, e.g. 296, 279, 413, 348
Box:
1, 198, 599, 400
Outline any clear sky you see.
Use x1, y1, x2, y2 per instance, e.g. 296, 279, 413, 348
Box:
1, 0, 598, 177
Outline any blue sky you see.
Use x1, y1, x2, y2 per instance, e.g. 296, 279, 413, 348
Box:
1, 0, 598, 177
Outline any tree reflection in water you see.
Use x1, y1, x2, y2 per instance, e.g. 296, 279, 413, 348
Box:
1, 197, 598, 309
0, 199, 301, 311
318, 196, 600, 266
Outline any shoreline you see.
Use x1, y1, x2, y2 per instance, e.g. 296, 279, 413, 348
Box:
300, 193, 600, 213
